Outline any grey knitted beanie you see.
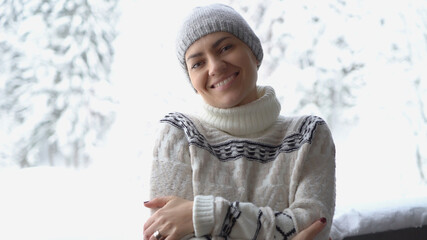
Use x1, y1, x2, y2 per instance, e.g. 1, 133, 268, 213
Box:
176, 3, 263, 71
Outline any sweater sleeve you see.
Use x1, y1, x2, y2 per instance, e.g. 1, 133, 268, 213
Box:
193, 122, 336, 240
288, 122, 336, 240
150, 122, 194, 201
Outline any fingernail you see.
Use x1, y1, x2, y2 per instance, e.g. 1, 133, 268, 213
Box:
320, 217, 327, 224
144, 201, 149, 204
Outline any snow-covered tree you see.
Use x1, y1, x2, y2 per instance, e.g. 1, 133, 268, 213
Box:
229, 0, 427, 181
414, 76, 427, 183
410, 16, 427, 183
230, 0, 365, 128
0, 0, 119, 167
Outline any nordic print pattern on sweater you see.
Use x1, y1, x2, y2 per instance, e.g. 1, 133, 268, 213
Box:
161, 112, 325, 163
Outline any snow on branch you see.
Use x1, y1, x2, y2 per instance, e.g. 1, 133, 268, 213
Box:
0, 0, 119, 167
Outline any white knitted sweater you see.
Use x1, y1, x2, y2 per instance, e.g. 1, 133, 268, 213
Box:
150, 86, 335, 240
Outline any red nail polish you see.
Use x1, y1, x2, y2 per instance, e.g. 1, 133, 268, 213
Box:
320, 217, 327, 223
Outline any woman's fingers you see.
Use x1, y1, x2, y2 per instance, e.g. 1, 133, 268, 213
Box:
144, 216, 169, 240
293, 218, 327, 240
144, 196, 174, 209
143, 213, 155, 232
145, 225, 166, 240
143, 196, 194, 240
305, 218, 327, 239
143, 198, 167, 239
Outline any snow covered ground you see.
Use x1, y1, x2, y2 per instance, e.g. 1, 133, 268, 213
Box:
332, 193, 427, 239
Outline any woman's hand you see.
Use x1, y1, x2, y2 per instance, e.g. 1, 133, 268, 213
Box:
143, 196, 194, 240
293, 218, 332, 240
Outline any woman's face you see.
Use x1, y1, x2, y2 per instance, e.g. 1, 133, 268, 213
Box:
185, 32, 259, 109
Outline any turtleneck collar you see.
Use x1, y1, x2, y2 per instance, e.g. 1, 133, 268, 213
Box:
198, 86, 281, 136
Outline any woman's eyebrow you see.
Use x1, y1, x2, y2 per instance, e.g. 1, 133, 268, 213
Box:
186, 36, 232, 61
211, 36, 231, 49
187, 52, 203, 61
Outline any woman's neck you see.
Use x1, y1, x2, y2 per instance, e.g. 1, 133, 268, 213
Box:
198, 86, 281, 136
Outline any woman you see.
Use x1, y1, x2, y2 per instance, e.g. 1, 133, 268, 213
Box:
143, 4, 335, 240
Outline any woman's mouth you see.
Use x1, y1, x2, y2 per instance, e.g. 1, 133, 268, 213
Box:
211, 72, 239, 88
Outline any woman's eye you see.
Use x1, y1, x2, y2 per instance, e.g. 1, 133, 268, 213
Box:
192, 62, 202, 69
220, 45, 232, 53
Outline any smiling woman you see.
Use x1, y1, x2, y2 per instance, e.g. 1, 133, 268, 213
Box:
185, 32, 259, 108
143, 3, 335, 240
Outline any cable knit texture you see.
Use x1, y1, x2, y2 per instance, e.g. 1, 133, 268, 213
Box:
150, 86, 336, 240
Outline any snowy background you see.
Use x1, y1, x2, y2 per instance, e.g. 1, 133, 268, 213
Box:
1, 0, 427, 239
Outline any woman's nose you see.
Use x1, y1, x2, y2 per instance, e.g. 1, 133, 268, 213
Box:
208, 58, 226, 77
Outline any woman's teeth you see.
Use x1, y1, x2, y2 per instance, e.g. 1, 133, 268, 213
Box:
214, 75, 234, 88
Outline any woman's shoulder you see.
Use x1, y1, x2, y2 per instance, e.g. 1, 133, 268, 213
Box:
278, 114, 326, 126
159, 112, 202, 131
277, 114, 326, 129
277, 114, 332, 142
156, 112, 206, 139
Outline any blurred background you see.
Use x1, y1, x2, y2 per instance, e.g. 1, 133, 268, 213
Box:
1, 0, 426, 239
